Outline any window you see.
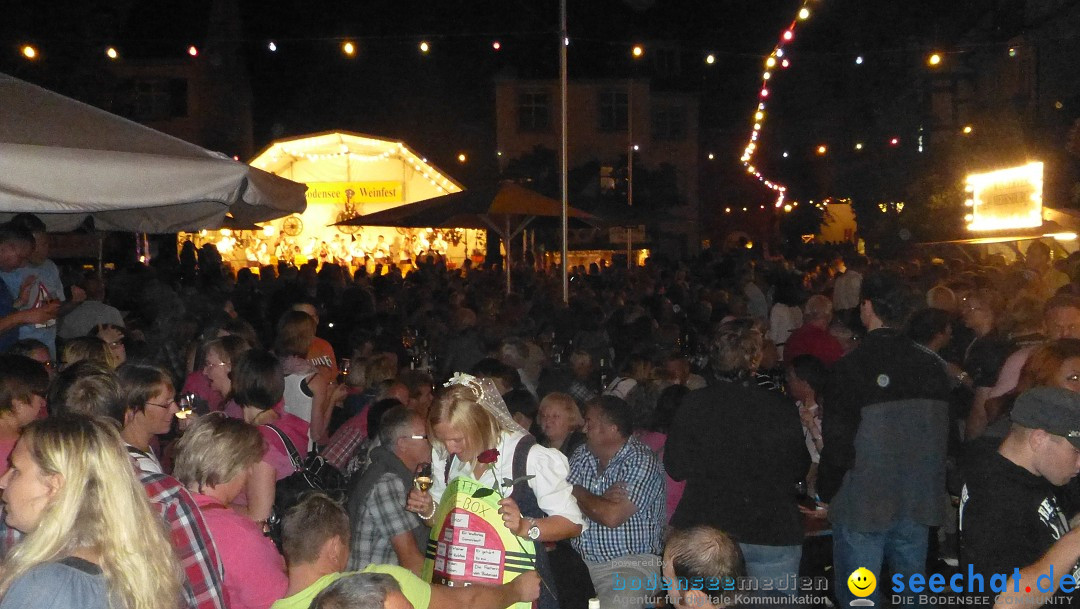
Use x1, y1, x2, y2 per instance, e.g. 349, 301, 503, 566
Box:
116, 78, 188, 121
597, 88, 628, 133
518, 90, 550, 132
653, 47, 680, 77
652, 105, 685, 141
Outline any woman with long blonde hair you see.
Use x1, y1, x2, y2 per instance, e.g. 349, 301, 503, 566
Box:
0, 414, 181, 609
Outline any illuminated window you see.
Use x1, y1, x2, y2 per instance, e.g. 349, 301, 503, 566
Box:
517, 90, 550, 132
597, 88, 629, 133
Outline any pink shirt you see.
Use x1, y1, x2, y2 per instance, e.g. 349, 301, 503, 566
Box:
258, 413, 311, 480
0, 435, 16, 478
192, 494, 286, 609
988, 345, 1035, 398
182, 371, 225, 412
638, 430, 685, 523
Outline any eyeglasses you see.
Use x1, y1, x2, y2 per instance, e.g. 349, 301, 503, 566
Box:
146, 399, 177, 410
405, 434, 428, 440
203, 361, 228, 372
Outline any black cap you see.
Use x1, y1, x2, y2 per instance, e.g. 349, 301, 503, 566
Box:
1012, 387, 1080, 448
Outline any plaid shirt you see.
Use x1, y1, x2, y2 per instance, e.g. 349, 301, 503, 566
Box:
348, 472, 423, 570
141, 472, 229, 609
324, 413, 367, 471
568, 436, 665, 563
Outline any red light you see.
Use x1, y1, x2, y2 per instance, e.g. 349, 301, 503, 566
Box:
890, 137, 899, 146
782, 30, 794, 41
760, 88, 769, 98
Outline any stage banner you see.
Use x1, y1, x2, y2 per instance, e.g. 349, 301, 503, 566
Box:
422, 476, 536, 609
305, 181, 404, 205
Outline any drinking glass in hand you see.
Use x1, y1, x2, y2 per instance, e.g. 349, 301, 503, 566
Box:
414, 462, 433, 492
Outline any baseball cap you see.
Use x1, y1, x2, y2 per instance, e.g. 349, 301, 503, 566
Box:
1012, 386, 1080, 448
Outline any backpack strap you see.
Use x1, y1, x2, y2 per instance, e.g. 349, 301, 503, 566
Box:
444, 454, 455, 485
264, 424, 304, 471
511, 434, 536, 495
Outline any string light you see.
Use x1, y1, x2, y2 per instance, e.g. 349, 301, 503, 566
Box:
268, 41, 278, 52
342, 41, 356, 56
816, 145, 827, 155
962, 125, 973, 135
492, 41, 501, 51
187, 45, 198, 57
105, 47, 119, 60
21, 45, 37, 59
632, 45, 644, 58
855, 55, 864, 65
419, 41, 430, 53
927, 53, 942, 67
737, 2, 814, 208
705, 53, 715, 64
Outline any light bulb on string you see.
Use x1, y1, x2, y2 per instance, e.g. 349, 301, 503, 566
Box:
927, 53, 942, 67
631, 45, 644, 58
105, 47, 119, 60
855, 55, 864, 65
798, 7, 810, 19
705, 54, 715, 64
420, 41, 430, 54
782, 30, 794, 42
766, 57, 777, 68
781, 59, 789, 68
21, 45, 37, 60
492, 41, 501, 51
187, 45, 198, 57
342, 41, 356, 56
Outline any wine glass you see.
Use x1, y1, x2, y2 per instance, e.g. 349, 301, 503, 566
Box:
176, 393, 198, 420
413, 462, 433, 492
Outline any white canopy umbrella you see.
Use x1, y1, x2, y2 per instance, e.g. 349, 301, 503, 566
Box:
0, 72, 306, 233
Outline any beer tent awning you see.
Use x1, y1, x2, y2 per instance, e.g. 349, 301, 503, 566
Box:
335, 181, 598, 293
0, 72, 306, 233
333, 181, 596, 230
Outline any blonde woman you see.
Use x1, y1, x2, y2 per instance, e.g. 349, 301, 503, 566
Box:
175, 413, 287, 609
537, 392, 585, 458
0, 414, 181, 609
406, 374, 584, 609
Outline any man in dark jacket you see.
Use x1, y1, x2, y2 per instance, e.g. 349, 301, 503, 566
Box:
347, 405, 432, 573
665, 320, 810, 590
818, 272, 951, 609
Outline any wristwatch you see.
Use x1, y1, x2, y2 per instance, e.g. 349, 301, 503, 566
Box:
524, 518, 541, 541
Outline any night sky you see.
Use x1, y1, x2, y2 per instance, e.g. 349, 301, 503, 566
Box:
4, 0, 1031, 216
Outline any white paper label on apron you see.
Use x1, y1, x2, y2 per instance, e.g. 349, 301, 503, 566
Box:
458, 530, 486, 546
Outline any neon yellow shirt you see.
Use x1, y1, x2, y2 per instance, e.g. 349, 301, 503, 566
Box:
270, 564, 431, 609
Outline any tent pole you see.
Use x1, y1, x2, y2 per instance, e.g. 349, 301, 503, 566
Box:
505, 215, 512, 294
559, 0, 569, 304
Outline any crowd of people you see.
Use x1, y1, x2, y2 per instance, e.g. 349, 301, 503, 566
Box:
3, 209, 1080, 609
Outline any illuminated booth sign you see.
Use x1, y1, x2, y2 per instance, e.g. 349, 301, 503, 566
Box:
965, 162, 1044, 232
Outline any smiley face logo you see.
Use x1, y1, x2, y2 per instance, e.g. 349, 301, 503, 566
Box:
847, 568, 877, 598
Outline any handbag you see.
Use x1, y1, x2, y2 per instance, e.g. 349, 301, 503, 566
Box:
263, 424, 346, 548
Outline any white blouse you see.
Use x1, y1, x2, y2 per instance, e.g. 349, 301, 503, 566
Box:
429, 431, 585, 527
